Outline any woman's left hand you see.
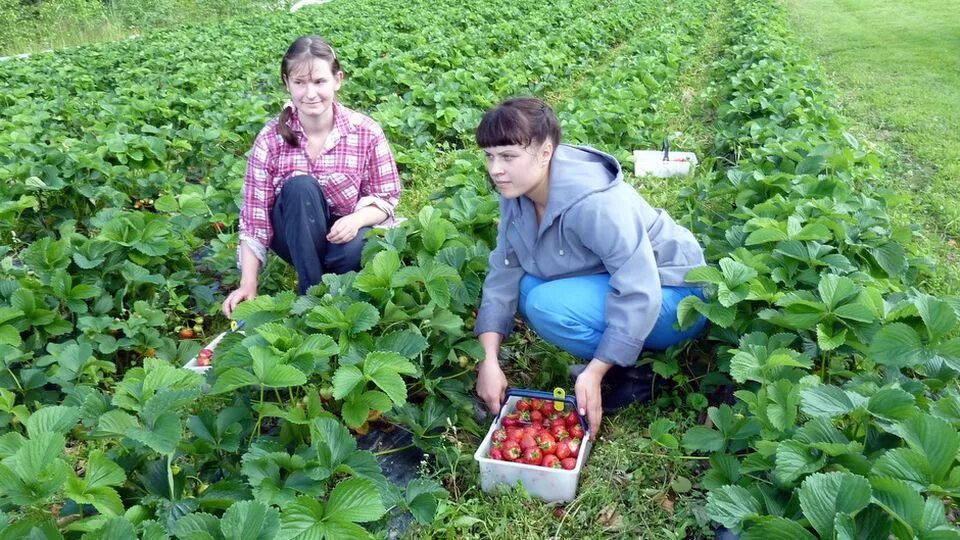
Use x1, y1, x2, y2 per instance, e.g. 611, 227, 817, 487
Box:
575, 359, 613, 439
327, 213, 365, 244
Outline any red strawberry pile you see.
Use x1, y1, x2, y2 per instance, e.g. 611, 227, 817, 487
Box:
487, 397, 585, 470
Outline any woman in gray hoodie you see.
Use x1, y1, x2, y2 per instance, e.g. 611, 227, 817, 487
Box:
473, 97, 708, 437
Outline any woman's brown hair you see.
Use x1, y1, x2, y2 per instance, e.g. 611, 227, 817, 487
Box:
475, 96, 561, 149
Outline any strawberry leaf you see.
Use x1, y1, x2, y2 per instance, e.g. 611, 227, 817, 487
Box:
220, 500, 280, 540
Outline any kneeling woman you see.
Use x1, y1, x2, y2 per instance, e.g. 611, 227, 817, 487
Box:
473, 97, 707, 437
223, 35, 401, 317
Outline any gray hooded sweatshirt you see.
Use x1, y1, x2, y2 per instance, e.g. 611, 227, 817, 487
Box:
474, 144, 706, 367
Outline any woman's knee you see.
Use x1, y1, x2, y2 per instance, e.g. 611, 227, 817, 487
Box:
520, 285, 555, 324
646, 286, 707, 349
522, 287, 583, 336
279, 175, 323, 200
521, 276, 606, 332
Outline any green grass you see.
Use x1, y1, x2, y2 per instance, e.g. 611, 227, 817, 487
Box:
408, 401, 710, 540
781, 0, 960, 294
0, 0, 285, 56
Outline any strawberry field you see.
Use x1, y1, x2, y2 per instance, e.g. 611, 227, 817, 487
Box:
2, 0, 960, 537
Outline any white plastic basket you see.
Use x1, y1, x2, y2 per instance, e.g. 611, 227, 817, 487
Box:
473, 392, 592, 502
182, 321, 246, 374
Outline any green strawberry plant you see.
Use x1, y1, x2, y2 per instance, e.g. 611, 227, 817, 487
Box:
5, 0, 953, 535
670, 0, 960, 536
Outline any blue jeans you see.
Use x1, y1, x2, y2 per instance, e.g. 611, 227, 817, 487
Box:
518, 273, 707, 360
270, 175, 370, 294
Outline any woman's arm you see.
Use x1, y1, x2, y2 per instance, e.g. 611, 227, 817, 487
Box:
326, 205, 388, 244
225, 126, 275, 316
476, 331, 508, 414
580, 198, 663, 367
574, 358, 613, 438
223, 242, 261, 317
355, 124, 401, 219
473, 200, 525, 413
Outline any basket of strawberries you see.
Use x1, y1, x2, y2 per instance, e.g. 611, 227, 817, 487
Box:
473, 388, 592, 502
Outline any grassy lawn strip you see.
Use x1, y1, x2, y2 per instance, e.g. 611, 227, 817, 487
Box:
781, 0, 960, 295
0, 0, 282, 57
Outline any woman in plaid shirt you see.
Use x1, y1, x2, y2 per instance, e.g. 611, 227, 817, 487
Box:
223, 36, 401, 317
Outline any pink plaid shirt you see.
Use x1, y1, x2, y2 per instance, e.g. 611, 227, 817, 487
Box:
238, 102, 401, 266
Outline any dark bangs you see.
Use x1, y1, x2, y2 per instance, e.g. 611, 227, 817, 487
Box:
475, 97, 561, 148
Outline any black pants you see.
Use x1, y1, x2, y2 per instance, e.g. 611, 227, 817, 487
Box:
270, 175, 371, 294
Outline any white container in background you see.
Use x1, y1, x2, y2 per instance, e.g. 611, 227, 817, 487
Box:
473, 394, 592, 503
634, 150, 698, 177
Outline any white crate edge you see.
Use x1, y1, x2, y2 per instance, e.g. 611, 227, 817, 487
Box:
633, 150, 699, 178
181, 329, 244, 374
473, 395, 592, 503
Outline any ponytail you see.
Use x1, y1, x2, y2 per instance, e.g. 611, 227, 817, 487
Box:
278, 105, 298, 147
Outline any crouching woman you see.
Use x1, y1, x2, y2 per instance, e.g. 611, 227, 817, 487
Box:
223, 35, 401, 317
473, 97, 708, 437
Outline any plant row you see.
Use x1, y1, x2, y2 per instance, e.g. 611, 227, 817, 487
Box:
672, 0, 960, 537
0, 0, 716, 536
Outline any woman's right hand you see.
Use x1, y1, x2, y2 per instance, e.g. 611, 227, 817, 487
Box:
223, 282, 257, 318
476, 359, 508, 414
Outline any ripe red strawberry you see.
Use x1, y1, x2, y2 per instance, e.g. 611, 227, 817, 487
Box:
522, 426, 538, 439
536, 432, 556, 454
503, 412, 519, 427
492, 428, 507, 445
560, 457, 577, 470
490, 448, 504, 460
506, 427, 523, 442
502, 439, 522, 461
179, 328, 195, 339
197, 348, 213, 367
551, 424, 570, 441
517, 398, 532, 412
531, 398, 544, 411
554, 440, 572, 459
542, 454, 562, 469
569, 423, 585, 440
518, 410, 532, 424
520, 433, 537, 450
531, 421, 544, 432
521, 447, 543, 466
564, 410, 579, 428
530, 410, 544, 423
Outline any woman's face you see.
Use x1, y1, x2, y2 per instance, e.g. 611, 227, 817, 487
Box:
284, 58, 343, 119
483, 141, 553, 202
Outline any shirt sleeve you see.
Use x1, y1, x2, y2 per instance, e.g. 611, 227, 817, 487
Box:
238, 128, 276, 268
578, 202, 663, 367
355, 124, 401, 221
474, 202, 525, 337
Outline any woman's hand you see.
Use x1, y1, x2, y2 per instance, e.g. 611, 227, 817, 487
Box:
327, 213, 366, 244
476, 358, 508, 415
575, 359, 613, 439
223, 282, 257, 318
